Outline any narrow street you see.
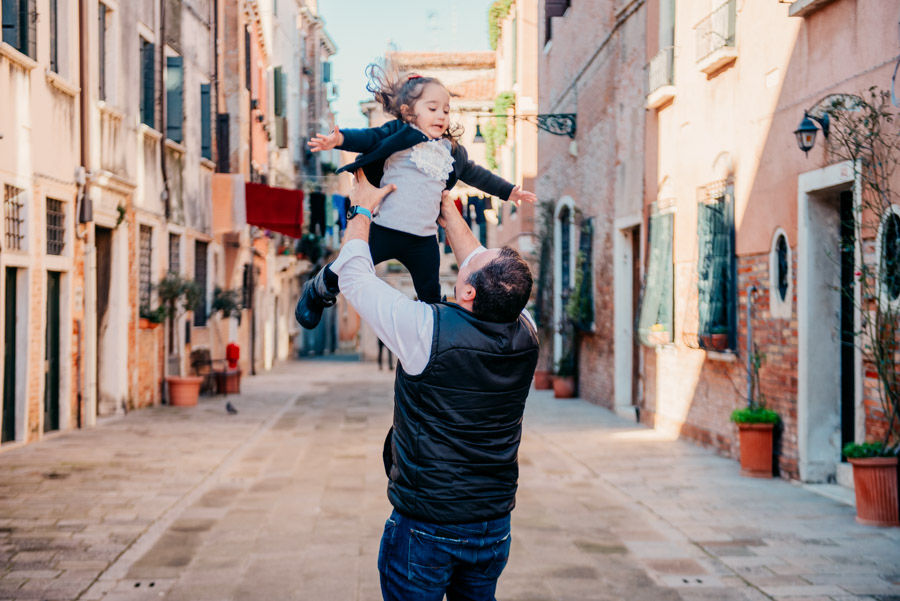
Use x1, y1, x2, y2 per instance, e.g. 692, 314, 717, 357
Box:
0, 360, 897, 601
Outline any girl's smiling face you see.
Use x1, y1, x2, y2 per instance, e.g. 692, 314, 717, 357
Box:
406, 83, 451, 139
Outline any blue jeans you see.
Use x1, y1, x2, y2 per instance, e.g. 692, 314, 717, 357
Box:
378, 509, 512, 601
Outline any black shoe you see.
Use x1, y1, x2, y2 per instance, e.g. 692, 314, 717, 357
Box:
295, 269, 338, 329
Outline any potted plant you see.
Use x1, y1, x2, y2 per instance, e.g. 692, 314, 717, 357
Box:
553, 349, 576, 398
701, 324, 729, 351
157, 274, 205, 406
823, 89, 900, 527
842, 441, 899, 527
211, 287, 243, 322
730, 347, 779, 477
138, 306, 165, 330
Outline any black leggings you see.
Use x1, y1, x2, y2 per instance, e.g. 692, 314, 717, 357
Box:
369, 223, 441, 303
325, 223, 441, 303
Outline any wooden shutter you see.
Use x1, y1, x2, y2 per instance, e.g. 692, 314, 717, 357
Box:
98, 4, 106, 99
200, 84, 211, 159
49, 0, 58, 72
322, 62, 331, 83
216, 113, 229, 172
166, 56, 184, 143
273, 66, 284, 117
141, 40, 155, 127
26, 0, 36, 58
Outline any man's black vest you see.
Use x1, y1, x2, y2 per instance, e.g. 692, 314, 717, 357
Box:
385, 302, 539, 524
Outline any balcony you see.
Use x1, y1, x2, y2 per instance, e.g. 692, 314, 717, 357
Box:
694, 0, 737, 75
99, 101, 126, 174
646, 46, 675, 109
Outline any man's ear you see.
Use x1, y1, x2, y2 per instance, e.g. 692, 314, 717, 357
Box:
459, 283, 476, 303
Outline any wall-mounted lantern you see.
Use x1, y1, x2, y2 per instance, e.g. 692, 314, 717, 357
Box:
794, 112, 829, 156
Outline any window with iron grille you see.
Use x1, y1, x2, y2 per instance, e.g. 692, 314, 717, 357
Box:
690, 179, 736, 351
168, 233, 180, 274
4, 184, 25, 251
46, 198, 65, 255
194, 241, 208, 326
139, 225, 153, 313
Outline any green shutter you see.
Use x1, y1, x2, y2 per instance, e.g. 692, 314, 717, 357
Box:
2, 0, 17, 48
200, 83, 211, 159
273, 66, 284, 117
323, 62, 331, 83
166, 56, 184, 143
141, 41, 155, 127
638, 210, 674, 346
49, 0, 58, 72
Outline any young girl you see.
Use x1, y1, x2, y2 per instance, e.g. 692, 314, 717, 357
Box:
295, 66, 536, 329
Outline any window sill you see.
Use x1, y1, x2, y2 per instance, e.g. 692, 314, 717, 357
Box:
706, 350, 737, 362
97, 100, 126, 121
165, 138, 187, 155
788, 0, 838, 17
0, 42, 37, 71
697, 47, 737, 76
139, 123, 163, 141
45, 70, 80, 97
646, 85, 676, 110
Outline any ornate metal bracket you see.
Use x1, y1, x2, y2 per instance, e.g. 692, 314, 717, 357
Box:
519, 114, 577, 138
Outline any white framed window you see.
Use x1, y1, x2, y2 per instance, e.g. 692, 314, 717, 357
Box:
768, 227, 793, 319
876, 205, 900, 311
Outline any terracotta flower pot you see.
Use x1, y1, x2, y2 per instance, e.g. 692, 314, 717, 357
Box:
166, 375, 203, 407
848, 457, 899, 527
737, 422, 774, 478
553, 376, 576, 399
534, 370, 553, 390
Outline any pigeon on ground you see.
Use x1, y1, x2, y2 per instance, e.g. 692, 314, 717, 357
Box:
226, 402, 238, 415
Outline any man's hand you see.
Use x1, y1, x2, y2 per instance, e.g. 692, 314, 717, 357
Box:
508, 186, 537, 207
437, 191, 456, 229
350, 169, 396, 215
308, 126, 344, 152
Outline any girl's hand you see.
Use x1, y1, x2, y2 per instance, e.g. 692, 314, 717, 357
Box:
509, 186, 537, 207
307, 126, 343, 152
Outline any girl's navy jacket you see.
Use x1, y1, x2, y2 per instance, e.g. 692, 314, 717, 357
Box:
335, 120, 515, 201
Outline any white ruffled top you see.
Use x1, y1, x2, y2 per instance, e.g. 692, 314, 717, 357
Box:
410, 138, 455, 182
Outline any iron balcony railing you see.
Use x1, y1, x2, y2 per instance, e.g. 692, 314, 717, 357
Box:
695, 0, 736, 63
647, 46, 675, 96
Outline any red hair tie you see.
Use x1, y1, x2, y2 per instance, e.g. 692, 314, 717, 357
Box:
407, 74, 422, 80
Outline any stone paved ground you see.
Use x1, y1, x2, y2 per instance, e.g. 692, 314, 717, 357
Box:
0, 359, 898, 600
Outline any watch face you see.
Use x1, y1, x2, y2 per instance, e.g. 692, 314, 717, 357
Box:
346, 207, 356, 220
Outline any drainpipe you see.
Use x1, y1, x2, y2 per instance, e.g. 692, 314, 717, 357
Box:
746, 284, 757, 408
77, 0, 97, 428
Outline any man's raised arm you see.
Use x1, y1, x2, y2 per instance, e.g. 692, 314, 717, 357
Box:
438, 192, 481, 265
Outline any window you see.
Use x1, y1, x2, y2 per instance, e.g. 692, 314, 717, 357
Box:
46, 198, 65, 255
140, 38, 155, 128
139, 225, 152, 313
559, 205, 571, 290
879, 209, 900, 307
49, 0, 58, 72
244, 26, 252, 91
166, 56, 184, 143
98, 3, 108, 100
200, 83, 212, 159
638, 205, 675, 346
168, 233, 180, 274
4, 185, 25, 251
194, 241, 208, 326
690, 179, 736, 351
273, 66, 285, 117
2, 0, 36, 59
544, 0, 570, 43
768, 228, 792, 320
216, 113, 230, 172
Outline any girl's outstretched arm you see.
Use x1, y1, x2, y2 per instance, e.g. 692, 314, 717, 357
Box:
308, 126, 344, 152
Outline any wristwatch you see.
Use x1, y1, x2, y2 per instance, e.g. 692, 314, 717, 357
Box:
346, 205, 373, 221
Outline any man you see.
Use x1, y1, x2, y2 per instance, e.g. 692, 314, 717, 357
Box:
313, 171, 538, 601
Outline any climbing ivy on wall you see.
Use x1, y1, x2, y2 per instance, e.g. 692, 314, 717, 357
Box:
484, 91, 516, 172
488, 0, 515, 51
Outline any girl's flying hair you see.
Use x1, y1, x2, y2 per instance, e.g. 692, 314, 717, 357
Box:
366, 63, 462, 145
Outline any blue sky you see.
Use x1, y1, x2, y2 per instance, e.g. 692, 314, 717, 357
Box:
317, 0, 492, 129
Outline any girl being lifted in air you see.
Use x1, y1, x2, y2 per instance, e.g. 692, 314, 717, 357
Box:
295, 65, 536, 329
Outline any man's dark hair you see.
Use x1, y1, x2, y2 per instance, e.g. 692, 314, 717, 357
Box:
468, 246, 533, 322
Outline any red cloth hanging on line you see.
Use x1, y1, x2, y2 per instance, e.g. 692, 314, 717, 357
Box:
244, 182, 304, 238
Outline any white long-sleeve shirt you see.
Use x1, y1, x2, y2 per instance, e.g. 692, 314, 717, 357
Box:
330, 239, 534, 376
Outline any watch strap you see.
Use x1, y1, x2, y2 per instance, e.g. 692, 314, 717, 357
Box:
348, 206, 372, 220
